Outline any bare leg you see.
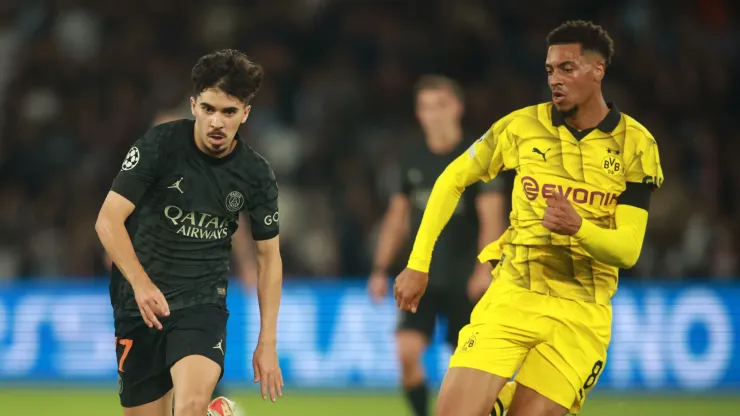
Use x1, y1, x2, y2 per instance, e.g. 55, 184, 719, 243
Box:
397, 330, 429, 416
435, 367, 509, 416
507, 384, 568, 416
171, 355, 221, 416
122, 390, 173, 416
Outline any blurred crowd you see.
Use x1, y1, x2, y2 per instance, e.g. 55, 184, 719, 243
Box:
0, 0, 737, 280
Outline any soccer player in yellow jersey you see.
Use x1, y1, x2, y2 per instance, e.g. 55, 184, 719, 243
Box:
394, 20, 664, 416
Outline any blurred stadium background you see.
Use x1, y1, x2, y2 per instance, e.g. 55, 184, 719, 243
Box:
0, 0, 739, 414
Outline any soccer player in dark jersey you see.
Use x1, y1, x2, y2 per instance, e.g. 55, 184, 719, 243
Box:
105, 108, 257, 415
367, 75, 513, 416
395, 21, 664, 416
96, 49, 284, 416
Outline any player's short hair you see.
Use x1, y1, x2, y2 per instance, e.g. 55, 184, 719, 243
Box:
546, 20, 615, 67
191, 49, 263, 104
414, 75, 464, 101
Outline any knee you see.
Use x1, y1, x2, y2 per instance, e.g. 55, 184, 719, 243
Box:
174, 394, 211, 415
397, 337, 424, 373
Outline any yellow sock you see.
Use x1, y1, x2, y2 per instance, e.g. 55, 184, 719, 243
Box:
492, 381, 516, 415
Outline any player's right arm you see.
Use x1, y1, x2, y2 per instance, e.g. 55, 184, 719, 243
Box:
394, 114, 515, 311
368, 164, 412, 302
95, 128, 169, 329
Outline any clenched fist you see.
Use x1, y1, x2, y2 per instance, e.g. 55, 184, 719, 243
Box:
393, 268, 428, 313
542, 192, 583, 236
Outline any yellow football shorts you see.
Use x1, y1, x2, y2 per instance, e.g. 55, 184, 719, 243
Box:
449, 277, 612, 414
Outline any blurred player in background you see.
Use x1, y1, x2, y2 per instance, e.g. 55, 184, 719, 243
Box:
395, 21, 664, 416
96, 49, 284, 416
368, 75, 514, 416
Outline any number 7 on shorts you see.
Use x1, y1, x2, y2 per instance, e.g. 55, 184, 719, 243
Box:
115, 337, 134, 372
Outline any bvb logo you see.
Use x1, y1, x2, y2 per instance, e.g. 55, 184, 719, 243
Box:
601, 155, 622, 176
225, 191, 244, 212
460, 332, 478, 352
118, 374, 123, 394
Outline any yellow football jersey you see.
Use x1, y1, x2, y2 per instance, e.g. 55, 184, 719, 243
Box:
411, 102, 663, 305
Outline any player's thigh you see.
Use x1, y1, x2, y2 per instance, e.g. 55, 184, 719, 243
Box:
115, 317, 173, 409
448, 279, 536, 380
122, 390, 173, 416
167, 305, 228, 412
507, 383, 567, 416
514, 299, 611, 414
165, 304, 229, 381
170, 355, 222, 413
436, 367, 510, 416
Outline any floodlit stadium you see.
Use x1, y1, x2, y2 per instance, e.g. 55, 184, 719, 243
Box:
0, 1, 738, 415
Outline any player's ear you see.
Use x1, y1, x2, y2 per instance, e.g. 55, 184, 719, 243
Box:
593, 61, 605, 82
190, 97, 197, 117
241, 105, 251, 124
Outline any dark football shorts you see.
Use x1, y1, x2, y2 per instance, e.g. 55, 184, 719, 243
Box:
114, 304, 229, 408
397, 286, 475, 348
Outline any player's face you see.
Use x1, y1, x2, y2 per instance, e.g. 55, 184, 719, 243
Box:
415, 88, 463, 132
546, 44, 603, 116
191, 88, 250, 157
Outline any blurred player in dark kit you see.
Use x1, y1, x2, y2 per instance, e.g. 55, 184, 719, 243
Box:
368, 75, 515, 416
96, 49, 284, 416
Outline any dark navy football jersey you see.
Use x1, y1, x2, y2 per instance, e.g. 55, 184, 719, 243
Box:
109, 119, 278, 319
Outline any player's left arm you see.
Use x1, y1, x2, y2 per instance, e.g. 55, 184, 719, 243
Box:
246, 159, 284, 401
254, 235, 282, 343
245, 162, 282, 344
546, 133, 663, 269
232, 213, 258, 289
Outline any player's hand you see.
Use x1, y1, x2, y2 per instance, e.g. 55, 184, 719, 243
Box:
367, 270, 389, 303
253, 341, 284, 402
393, 268, 428, 313
542, 192, 583, 236
467, 263, 492, 301
131, 275, 169, 330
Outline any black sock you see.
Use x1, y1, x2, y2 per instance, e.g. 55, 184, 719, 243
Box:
405, 383, 428, 416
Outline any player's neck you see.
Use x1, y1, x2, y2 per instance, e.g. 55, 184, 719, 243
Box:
566, 96, 609, 131
425, 125, 462, 155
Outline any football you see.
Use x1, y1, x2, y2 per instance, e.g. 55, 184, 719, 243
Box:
207, 397, 237, 416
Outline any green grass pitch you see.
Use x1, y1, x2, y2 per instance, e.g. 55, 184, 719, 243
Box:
1, 388, 738, 415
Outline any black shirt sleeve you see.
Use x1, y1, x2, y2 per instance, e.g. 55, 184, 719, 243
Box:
477, 175, 506, 194
618, 182, 653, 210
246, 157, 279, 241
110, 127, 162, 205
395, 158, 412, 196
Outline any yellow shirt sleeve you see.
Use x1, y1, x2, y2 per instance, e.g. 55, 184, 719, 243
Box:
407, 116, 514, 273
573, 205, 648, 269
573, 130, 664, 269
625, 131, 664, 188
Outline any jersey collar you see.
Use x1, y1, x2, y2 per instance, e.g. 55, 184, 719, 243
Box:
551, 102, 621, 136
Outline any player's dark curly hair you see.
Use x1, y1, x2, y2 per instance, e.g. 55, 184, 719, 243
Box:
191, 49, 263, 104
546, 20, 615, 67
